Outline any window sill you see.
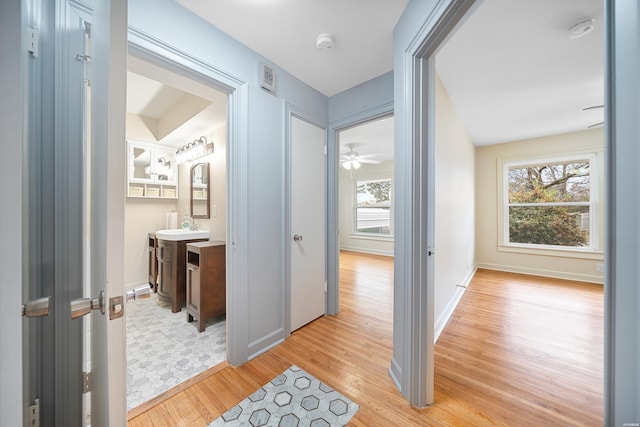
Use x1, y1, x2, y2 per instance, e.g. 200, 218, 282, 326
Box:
349, 233, 394, 243
498, 244, 604, 260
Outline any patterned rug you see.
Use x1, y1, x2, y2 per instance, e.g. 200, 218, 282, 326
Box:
209, 365, 359, 426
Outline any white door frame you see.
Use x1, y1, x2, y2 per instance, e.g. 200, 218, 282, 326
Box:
392, 0, 476, 407
126, 30, 250, 365
284, 104, 328, 335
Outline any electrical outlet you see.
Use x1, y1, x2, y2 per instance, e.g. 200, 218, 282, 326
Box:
596, 263, 604, 272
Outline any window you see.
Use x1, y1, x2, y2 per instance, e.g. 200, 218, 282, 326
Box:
355, 178, 392, 236
504, 155, 595, 250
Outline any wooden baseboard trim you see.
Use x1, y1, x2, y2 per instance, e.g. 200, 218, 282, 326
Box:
127, 360, 230, 420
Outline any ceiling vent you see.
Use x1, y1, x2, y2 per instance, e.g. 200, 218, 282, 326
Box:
260, 62, 277, 94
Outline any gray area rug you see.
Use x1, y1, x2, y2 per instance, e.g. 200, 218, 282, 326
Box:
209, 365, 359, 427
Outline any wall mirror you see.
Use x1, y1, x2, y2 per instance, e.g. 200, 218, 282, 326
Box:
190, 162, 210, 219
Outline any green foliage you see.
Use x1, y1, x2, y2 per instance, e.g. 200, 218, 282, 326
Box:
357, 179, 391, 205
508, 160, 590, 247
509, 206, 589, 246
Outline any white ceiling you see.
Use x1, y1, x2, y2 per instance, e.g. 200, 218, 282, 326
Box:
127, 55, 227, 147
436, 0, 604, 146
176, 0, 409, 98
127, 0, 604, 155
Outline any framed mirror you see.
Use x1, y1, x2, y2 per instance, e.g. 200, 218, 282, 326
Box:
190, 162, 210, 219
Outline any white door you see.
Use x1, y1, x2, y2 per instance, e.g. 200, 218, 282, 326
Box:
290, 116, 326, 331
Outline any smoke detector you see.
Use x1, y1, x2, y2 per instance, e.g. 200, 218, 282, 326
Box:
566, 18, 595, 39
316, 33, 335, 52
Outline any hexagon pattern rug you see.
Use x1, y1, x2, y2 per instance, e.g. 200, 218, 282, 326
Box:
209, 365, 359, 427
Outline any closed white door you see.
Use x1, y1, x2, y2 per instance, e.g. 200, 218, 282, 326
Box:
290, 116, 326, 331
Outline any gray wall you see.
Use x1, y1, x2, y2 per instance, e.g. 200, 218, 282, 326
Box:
0, 2, 24, 426
129, 0, 328, 357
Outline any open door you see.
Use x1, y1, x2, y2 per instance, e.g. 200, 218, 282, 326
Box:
18, 0, 128, 425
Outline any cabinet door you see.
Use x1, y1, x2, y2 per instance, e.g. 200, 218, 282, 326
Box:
186, 264, 201, 312
129, 144, 153, 181
156, 242, 173, 299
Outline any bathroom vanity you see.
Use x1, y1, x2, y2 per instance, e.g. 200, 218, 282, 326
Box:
185, 241, 226, 332
155, 230, 209, 313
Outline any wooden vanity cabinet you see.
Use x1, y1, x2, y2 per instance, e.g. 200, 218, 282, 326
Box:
148, 233, 158, 291
186, 241, 226, 332
156, 238, 207, 313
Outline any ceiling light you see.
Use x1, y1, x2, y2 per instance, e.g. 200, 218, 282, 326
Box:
342, 160, 352, 170
316, 34, 335, 52
176, 136, 214, 164
567, 18, 595, 39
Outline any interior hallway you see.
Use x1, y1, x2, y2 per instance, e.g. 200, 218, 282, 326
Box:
129, 251, 603, 426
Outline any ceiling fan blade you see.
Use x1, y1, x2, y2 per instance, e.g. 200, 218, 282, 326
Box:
358, 153, 380, 159
359, 159, 381, 164
588, 121, 604, 128
582, 105, 604, 111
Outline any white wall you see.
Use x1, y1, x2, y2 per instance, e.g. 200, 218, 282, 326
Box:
338, 160, 394, 256
177, 125, 227, 242
475, 128, 605, 284
433, 75, 476, 338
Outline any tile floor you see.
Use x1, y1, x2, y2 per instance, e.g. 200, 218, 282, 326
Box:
126, 291, 226, 409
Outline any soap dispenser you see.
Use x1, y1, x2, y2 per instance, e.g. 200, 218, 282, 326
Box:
182, 205, 192, 229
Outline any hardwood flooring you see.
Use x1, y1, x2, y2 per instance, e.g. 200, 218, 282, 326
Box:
129, 251, 603, 426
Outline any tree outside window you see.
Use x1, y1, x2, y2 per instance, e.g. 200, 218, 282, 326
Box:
355, 178, 392, 235
505, 156, 594, 248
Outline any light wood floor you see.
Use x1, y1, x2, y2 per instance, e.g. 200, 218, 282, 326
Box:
129, 251, 603, 426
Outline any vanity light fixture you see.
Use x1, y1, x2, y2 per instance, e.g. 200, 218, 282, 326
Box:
176, 136, 214, 164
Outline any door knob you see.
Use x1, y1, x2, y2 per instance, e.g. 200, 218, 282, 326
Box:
70, 290, 105, 319
293, 234, 303, 242
22, 296, 51, 318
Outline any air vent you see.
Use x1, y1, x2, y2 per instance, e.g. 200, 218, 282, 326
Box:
260, 62, 277, 94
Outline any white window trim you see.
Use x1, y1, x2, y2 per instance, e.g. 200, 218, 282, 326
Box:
352, 175, 394, 239
498, 153, 599, 259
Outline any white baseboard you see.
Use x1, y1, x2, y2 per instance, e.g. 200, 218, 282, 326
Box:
125, 281, 150, 292
434, 266, 476, 343
339, 246, 394, 257
476, 262, 604, 285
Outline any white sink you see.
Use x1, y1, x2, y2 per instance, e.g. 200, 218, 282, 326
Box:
155, 229, 210, 241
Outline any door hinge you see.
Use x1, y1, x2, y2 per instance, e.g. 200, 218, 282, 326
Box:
75, 54, 92, 82
26, 27, 39, 57
82, 371, 92, 394
28, 398, 40, 426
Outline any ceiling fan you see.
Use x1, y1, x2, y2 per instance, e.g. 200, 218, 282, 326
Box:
583, 105, 604, 128
341, 143, 381, 170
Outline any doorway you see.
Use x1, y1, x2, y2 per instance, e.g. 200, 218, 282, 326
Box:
393, 0, 607, 408
335, 114, 394, 309
124, 54, 229, 410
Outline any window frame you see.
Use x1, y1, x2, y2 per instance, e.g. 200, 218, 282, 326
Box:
499, 153, 599, 257
351, 175, 394, 240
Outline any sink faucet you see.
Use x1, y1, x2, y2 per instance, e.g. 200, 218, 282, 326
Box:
190, 220, 198, 231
